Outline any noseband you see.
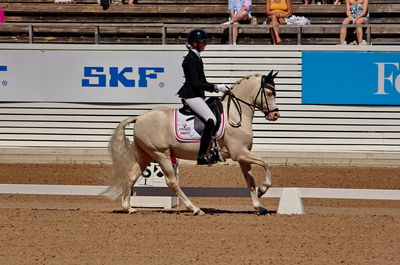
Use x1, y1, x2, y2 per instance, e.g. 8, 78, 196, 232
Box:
257, 83, 279, 116
226, 80, 279, 127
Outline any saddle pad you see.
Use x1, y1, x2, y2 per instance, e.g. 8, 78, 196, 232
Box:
174, 109, 225, 142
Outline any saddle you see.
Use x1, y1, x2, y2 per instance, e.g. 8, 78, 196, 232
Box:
178, 97, 223, 138
175, 97, 224, 165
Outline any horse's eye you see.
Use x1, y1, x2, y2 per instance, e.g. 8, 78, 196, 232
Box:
265, 89, 273, 96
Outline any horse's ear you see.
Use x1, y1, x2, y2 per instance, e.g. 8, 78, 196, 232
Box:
272, 71, 279, 79
266, 70, 273, 79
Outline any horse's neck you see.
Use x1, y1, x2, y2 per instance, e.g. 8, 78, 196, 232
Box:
222, 90, 256, 127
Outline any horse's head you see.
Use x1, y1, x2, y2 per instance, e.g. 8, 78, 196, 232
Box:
223, 72, 280, 127
258, 71, 280, 121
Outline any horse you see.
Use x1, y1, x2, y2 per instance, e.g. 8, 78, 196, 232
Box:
102, 71, 280, 215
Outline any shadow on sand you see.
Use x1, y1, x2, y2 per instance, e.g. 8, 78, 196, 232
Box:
112, 208, 276, 215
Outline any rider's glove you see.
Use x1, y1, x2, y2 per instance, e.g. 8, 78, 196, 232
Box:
214, 84, 229, 93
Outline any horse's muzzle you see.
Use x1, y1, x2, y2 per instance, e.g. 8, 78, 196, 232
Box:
264, 108, 280, 121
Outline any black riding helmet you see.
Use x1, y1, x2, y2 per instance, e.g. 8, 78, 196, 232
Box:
187, 29, 209, 45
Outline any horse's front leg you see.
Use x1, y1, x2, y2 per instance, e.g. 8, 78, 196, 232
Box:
236, 150, 272, 214
239, 162, 262, 211
238, 150, 272, 197
157, 156, 204, 216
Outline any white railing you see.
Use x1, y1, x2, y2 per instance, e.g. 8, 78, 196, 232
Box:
1, 184, 399, 200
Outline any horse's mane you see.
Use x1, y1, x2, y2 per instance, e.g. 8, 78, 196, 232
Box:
220, 74, 261, 101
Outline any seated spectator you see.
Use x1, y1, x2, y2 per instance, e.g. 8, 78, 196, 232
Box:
339, 0, 369, 45
303, 0, 335, 4
224, 0, 254, 45
54, 0, 75, 3
266, 0, 292, 44
334, 0, 342, 5
0, 7, 5, 23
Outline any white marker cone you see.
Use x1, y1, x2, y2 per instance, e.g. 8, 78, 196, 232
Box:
277, 188, 305, 215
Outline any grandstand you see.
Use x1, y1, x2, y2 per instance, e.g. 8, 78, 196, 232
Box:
0, 0, 399, 45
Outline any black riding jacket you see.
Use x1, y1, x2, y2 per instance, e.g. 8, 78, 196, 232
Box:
177, 49, 215, 98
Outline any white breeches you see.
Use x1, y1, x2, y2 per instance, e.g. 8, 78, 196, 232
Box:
184, 97, 217, 126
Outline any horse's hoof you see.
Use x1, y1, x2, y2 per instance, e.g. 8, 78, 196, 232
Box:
127, 208, 138, 214
257, 207, 269, 216
193, 209, 205, 216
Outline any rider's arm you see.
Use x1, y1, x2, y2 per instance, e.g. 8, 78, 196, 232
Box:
183, 54, 215, 93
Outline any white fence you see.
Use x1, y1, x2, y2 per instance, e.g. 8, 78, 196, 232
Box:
1, 184, 400, 201
0, 44, 400, 165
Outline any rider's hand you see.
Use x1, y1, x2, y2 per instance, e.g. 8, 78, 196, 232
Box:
214, 84, 229, 93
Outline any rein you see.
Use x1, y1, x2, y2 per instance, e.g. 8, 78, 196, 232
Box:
225, 82, 279, 128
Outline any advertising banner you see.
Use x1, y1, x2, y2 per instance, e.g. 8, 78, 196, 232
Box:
0, 49, 185, 103
302, 52, 400, 105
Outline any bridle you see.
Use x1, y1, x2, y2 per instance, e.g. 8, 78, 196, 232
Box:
225, 80, 279, 127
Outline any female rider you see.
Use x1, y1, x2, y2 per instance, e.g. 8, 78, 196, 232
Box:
176, 29, 227, 165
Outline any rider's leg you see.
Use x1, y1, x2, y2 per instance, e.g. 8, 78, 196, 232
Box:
183, 97, 217, 165
197, 119, 215, 164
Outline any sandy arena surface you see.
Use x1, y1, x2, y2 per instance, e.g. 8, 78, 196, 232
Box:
1, 163, 400, 265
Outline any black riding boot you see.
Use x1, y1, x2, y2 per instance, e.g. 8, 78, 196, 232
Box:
197, 119, 215, 165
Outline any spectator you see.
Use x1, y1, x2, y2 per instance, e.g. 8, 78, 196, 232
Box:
334, 0, 342, 5
339, 0, 369, 45
224, 0, 253, 45
0, 7, 5, 23
266, 0, 292, 44
304, 0, 334, 4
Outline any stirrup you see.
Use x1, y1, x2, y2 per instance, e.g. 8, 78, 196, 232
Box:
197, 155, 210, 165
209, 139, 220, 164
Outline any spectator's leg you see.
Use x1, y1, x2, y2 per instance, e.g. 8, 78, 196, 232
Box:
231, 9, 249, 24
267, 15, 276, 44
339, 17, 352, 44
355, 18, 368, 44
268, 15, 281, 44
271, 15, 282, 44
231, 9, 249, 44
232, 22, 239, 44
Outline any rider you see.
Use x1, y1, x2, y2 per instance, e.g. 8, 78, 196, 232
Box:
177, 29, 227, 165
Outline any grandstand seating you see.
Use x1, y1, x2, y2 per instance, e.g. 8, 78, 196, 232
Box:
0, 0, 399, 45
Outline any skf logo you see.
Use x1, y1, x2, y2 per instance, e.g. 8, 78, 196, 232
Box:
81, 66, 165, 88
0, 65, 8, 86
374, 63, 400, 94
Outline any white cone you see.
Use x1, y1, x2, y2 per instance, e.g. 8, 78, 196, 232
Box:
277, 188, 305, 215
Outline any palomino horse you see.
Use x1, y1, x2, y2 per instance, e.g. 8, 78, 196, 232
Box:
102, 71, 280, 215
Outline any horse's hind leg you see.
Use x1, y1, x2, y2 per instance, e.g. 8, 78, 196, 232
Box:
121, 163, 142, 213
157, 156, 204, 216
122, 147, 152, 213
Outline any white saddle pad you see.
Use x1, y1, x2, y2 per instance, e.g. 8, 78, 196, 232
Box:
174, 109, 225, 142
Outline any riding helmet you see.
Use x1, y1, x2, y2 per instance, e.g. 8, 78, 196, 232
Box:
187, 29, 209, 44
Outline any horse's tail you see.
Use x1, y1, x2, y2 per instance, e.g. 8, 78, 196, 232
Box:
101, 116, 138, 201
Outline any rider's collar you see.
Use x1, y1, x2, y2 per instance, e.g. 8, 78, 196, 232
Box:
190, 48, 201, 58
